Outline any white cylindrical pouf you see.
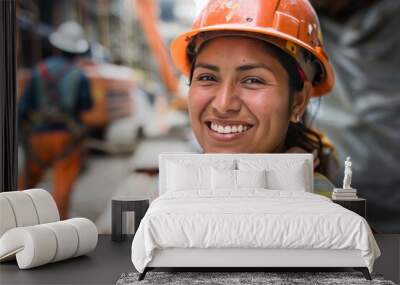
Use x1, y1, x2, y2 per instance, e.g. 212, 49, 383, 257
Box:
0, 218, 97, 269
24, 189, 60, 223
64, 218, 98, 257
0, 226, 57, 269
0, 196, 17, 237
1, 192, 39, 227
42, 221, 79, 262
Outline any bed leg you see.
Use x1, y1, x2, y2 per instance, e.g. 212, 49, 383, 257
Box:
354, 267, 371, 280
138, 268, 148, 281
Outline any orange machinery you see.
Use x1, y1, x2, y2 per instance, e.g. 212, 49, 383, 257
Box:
133, 0, 179, 96
132, 0, 191, 111
78, 61, 136, 128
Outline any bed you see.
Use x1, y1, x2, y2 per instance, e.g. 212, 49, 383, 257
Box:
131, 153, 380, 280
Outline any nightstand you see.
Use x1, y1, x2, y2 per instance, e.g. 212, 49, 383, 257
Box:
111, 195, 150, 242
332, 198, 366, 218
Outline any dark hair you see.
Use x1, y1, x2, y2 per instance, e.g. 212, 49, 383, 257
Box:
188, 38, 335, 177
266, 44, 335, 176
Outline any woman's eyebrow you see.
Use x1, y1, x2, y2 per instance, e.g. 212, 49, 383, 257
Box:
236, 63, 274, 73
194, 63, 219, 71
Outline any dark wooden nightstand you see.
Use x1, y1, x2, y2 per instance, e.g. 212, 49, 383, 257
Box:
111, 196, 150, 242
332, 198, 366, 218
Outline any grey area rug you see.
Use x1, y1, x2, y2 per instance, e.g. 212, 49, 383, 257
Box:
116, 272, 396, 285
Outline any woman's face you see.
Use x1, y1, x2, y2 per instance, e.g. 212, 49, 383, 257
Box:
188, 37, 294, 153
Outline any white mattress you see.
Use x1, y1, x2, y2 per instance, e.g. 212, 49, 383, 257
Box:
131, 190, 380, 273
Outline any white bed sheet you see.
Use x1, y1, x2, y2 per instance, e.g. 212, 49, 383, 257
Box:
131, 190, 380, 273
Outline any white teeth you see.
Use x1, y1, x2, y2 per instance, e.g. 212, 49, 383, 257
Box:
209, 123, 250, 134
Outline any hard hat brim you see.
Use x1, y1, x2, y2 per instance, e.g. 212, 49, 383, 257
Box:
170, 24, 335, 97
49, 33, 89, 54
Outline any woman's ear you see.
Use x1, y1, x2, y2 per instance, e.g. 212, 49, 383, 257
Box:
290, 81, 312, 123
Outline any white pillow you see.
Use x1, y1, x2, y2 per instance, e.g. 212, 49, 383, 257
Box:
166, 159, 236, 192
267, 165, 307, 191
211, 168, 236, 190
211, 169, 267, 190
236, 169, 267, 189
238, 159, 309, 191
167, 162, 210, 191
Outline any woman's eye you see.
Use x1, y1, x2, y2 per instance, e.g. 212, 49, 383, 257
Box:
242, 77, 264, 85
196, 75, 216, 82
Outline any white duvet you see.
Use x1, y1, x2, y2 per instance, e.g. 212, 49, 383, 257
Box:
131, 190, 380, 273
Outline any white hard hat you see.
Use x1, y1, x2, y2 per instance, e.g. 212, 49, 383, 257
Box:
49, 21, 89, 54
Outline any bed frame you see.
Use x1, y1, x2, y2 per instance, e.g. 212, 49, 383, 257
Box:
138, 154, 372, 281
139, 248, 371, 280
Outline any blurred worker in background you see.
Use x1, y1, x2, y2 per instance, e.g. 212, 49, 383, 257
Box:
18, 21, 93, 219
310, 0, 400, 233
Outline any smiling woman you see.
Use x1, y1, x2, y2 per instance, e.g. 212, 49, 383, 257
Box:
188, 37, 300, 154
170, 0, 338, 178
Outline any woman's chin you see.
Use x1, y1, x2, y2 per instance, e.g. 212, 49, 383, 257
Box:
201, 143, 250, 154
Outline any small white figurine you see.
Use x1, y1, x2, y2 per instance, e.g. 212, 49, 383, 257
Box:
343, 157, 352, 189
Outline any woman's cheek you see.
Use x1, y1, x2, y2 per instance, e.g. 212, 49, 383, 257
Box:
245, 91, 290, 142
188, 88, 211, 117
261, 100, 291, 135
258, 88, 289, 116
243, 91, 285, 121
188, 88, 208, 134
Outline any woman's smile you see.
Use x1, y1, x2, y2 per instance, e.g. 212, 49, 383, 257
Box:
204, 119, 254, 142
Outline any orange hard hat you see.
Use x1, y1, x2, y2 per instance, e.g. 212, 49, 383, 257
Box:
170, 0, 335, 97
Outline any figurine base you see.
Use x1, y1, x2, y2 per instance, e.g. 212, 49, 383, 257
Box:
333, 188, 357, 193
332, 188, 358, 200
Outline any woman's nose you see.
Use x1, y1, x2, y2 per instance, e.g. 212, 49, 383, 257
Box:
211, 81, 241, 115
